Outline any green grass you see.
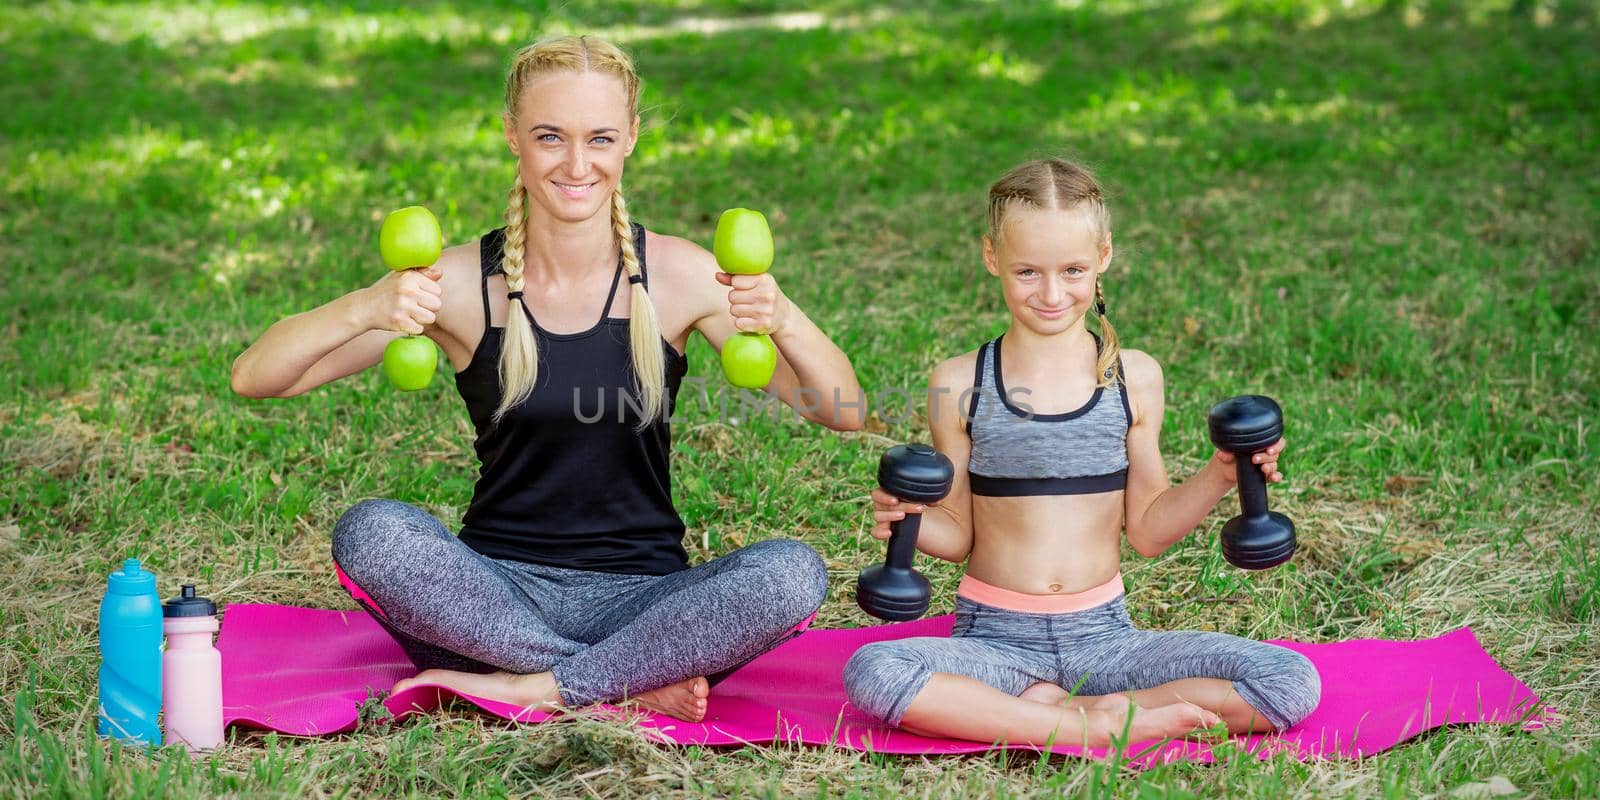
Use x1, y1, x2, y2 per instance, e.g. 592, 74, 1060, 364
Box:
2, 0, 1597, 796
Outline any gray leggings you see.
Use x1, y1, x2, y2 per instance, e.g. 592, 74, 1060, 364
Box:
844, 594, 1321, 730
331, 499, 828, 707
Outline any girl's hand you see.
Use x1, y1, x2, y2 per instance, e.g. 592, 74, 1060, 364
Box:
1214, 437, 1287, 483
716, 271, 790, 335
364, 265, 443, 335
869, 487, 933, 542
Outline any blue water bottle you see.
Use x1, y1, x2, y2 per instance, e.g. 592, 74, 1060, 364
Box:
98, 558, 163, 745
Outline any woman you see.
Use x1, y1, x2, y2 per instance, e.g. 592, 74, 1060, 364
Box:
231, 35, 863, 722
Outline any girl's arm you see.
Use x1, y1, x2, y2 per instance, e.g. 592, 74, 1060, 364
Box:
869, 355, 977, 563
1120, 350, 1284, 558
230, 263, 445, 399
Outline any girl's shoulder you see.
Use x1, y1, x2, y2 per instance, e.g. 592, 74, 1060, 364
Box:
1117, 348, 1165, 426
1117, 347, 1162, 391
930, 345, 986, 392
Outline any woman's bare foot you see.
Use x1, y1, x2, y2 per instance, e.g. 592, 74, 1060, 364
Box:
390, 670, 710, 723
623, 676, 710, 723
391, 669, 562, 713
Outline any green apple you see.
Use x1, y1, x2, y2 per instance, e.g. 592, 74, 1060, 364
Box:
721, 332, 777, 389
383, 335, 437, 391
380, 206, 443, 271
712, 208, 773, 275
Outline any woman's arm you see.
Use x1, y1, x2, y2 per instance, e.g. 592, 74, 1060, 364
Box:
869, 354, 977, 563
1121, 350, 1285, 557
726, 274, 865, 431
669, 240, 863, 431
230, 264, 444, 399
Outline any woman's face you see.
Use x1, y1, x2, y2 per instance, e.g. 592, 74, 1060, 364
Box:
504, 70, 639, 224
983, 206, 1111, 337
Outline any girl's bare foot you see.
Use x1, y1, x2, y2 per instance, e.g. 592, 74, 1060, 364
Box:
391, 669, 562, 713
624, 676, 710, 722
1019, 682, 1070, 706
1114, 701, 1222, 744
1019, 684, 1137, 714
1090, 693, 1140, 712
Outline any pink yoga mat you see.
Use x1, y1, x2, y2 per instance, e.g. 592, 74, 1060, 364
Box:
218, 604, 1544, 763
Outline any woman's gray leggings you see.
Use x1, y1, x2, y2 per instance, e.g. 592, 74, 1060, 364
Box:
331, 499, 828, 707
844, 595, 1321, 730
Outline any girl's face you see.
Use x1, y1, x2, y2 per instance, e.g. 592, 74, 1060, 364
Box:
504, 70, 639, 225
983, 206, 1111, 337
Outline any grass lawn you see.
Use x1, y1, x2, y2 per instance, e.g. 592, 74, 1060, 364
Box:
2, 0, 1597, 796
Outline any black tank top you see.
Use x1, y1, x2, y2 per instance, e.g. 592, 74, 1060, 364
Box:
454, 224, 690, 575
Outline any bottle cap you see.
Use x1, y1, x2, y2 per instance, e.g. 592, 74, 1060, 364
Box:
163, 584, 217, 617
107, 558, 157, 595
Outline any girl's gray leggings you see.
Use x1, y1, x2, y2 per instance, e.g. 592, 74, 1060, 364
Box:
331, 499, 828, 707
844, 594, 1321, 730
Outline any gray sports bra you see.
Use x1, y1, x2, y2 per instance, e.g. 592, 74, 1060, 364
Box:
965, 335, 1131, 497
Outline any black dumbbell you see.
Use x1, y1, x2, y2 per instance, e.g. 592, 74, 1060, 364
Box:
856, 444, 955, 621
1207, 395, 1296, 570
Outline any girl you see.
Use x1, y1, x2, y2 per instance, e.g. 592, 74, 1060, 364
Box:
844, 159, 1320, 747
231, 36, 864, 723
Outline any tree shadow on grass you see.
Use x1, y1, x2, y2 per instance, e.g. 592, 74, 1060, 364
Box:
5, 1, 1595, 414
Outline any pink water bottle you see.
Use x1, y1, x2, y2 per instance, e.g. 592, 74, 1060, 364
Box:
162, 585, 223, 751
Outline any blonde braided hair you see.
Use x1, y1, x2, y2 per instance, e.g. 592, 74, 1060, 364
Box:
986, 158, 1120, 387
494, 35, 666, 425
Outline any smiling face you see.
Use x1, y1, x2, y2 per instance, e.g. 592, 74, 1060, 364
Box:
504, 70, 639, 225
983, 205, 1112, 337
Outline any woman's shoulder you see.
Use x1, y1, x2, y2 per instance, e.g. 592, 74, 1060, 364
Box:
642, 229, 717, 279
640, 228, 725, 315
434, 238, 485, 291
423, 239, 492, 343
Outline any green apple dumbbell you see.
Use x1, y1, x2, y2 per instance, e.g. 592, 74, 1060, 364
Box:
378, 206, 442, 392
713, 208, 778, 389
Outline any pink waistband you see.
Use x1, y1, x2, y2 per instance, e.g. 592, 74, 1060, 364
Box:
957, 572, 1125, 614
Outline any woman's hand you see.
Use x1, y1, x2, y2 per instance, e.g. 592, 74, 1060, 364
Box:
364, 265, 444, 334
715, 271, 790, 335
869, 487, 933, 542
1213, 437, 1287, 484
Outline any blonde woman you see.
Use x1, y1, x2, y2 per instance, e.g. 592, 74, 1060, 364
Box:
232, 36, 863, 722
